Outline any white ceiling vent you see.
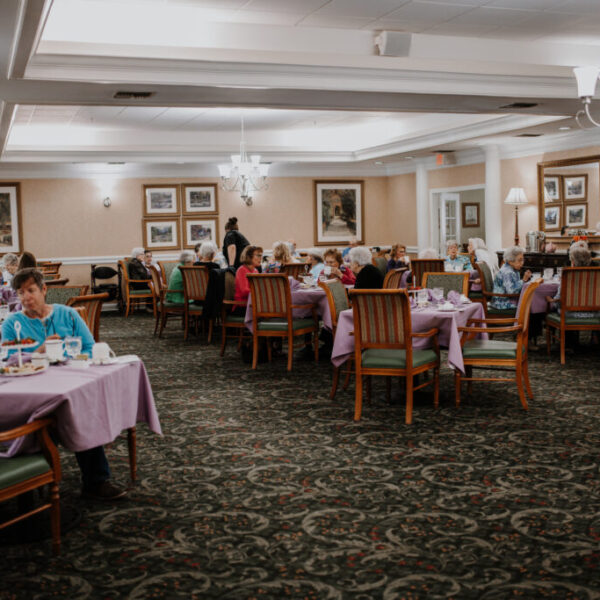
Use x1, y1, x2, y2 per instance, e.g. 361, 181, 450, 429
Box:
374, 31, 412, 57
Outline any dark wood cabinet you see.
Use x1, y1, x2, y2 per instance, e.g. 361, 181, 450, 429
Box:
496, 251, 570, 272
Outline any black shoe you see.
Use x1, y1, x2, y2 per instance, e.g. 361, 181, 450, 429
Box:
82, 481, 128, 501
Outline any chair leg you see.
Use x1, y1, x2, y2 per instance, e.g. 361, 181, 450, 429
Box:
50, 482, 61, 556
433, 367, 439, 409
330, 366, 341, 400
153, 310, 161, 336
342, 362, 352, 391
125, 298, 130, 317
287, 335, 293, 371
127, 427, 137, 482
207, 320, 213, 344
546, 324, 551, 355
158, 310, 168, 338
455, 369, 462, 408
152, 297, 157, 319
515, 364, 529, 410
354, 371, 363, 421
183, 310, 189, 341
252, 333, 259, 369
405, 372, 414, 424
220, 325, 227, 356
523, 359, 534, 400
466, 366, 473, 396
560, 328, 566, 365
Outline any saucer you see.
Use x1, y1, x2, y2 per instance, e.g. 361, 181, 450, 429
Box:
91, 357, 118, 366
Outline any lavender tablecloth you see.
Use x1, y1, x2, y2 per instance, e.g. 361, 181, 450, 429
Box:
525, 280, 559, 315
244, 277, 332, 332
331, 302, 485, 373
0, 359, 162, 457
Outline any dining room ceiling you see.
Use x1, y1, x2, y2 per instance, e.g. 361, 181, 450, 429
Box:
1, 0, 600, 176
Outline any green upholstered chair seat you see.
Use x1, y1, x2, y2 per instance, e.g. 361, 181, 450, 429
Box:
361, 348, 437, 369
546, 312, 600, 326
468, 292, 483, 299
159, 301, 185, 309
0, 455, 50, 489
225, 314, 246, 324
130, 289, 151, 296
462, 339, 517, 360
257, 318, 315, 332
487, 305, 517, 315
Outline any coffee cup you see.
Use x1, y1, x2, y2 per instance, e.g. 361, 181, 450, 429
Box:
45, 339, 65, 362
323, 266, 332, 276
92, 342, 116, 364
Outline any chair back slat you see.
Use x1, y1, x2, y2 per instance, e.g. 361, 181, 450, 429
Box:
180, 266, 209, 302
372, 257, 388, 276
148, 265, 162, 299
475, 262, 494, 293
247, 274, 290, 318
350, 289, 409, 347
383, 267, 408, 289
319, 279, 349, 330
45, 285, 89, 305
44, 278, 69, 287
282, 263, 305, 281
158, 261, 179, 287
67, 292, 109, 342
410, 259, 445, 287
517, 280, 542, 339
224, 270, 236, 300
423, 272, 469, 296
562, 267, 600, 310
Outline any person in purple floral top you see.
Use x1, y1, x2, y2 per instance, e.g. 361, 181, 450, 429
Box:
490, 246, 532, 310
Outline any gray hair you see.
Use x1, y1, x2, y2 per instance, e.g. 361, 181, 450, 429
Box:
446, 240, 459, 251
348, 246, 372, 267
199, 241, 217, 260
569, 244, 592, 267
469, 238, 487, 251
308, 248, 324, 262
179, 250, 195, 263
418, 248, 438, 259
3, 253, 18, 267
131, 247, 145, 259
504, 245, 524, 264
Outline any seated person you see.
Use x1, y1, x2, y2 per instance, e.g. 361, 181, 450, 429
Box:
445, 240, 471, 271
2, 253, 19, 286
350, 246, 384, 290
324, 248, 355, 285
166, 251, 195, 304
233, 245, 263, 313
194, 241, 220, 270
1, 268, 126, 500
143, 249, 158, 270
287, 239, 301, 262
341, 236, 359, 262
387, 243, 410, 271
307, 249, 325, 279
468, 237, 499, 276
490, 246, 532, 310
128, 247, 151, 289
265, 241, 292, 273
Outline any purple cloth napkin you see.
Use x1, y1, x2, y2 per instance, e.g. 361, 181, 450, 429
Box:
447, 290, 461, 306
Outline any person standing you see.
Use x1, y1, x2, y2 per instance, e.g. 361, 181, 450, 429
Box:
223, 217, 250, 269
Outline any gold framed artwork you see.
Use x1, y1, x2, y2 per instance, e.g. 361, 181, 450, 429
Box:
564, 203, 587, 228
183, 217, 219, 248
563, 174, 587, 201
182, 184, 218, 215
0, 182, 23, 254
543, 205, 561, 231
461, 203, 480, 228
543, 176, 561, 202
143, 185, 180, 217
143, 218, 180, 250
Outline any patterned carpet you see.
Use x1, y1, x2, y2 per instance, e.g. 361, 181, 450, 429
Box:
1, 312, 599, 599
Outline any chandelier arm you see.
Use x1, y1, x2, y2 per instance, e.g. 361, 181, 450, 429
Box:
584, 102, 600, 128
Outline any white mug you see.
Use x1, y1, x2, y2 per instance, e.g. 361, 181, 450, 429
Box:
31, 352, 49, 369
46, 339, 65, 362
92, 342, 116, 364
323, 265, 332, 276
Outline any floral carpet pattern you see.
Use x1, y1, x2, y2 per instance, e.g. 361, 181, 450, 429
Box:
1, 313, 599, 599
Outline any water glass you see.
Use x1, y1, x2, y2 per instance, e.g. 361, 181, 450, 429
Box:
0, 304, 9, 322
556, 267, 563, 279
65, 336, 82, 359
432, 287, 444, 304
543, 268, 554, 280
417, 289, 429, 307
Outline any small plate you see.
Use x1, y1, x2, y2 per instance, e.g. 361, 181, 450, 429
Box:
0, 364, 48, 377
438, 306, 457, 312
1, 342, 38, 351
91, 357, 118, 366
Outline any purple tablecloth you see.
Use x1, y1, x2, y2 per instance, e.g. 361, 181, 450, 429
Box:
0, 360, 162, 457
525, 280, 559, 315
331, 302, 485, 373
244, 277, 332, 332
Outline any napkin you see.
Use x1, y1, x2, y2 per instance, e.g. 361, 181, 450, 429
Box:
447, 290, 461, 306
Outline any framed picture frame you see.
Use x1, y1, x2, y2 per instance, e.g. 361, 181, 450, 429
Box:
563, 174, 587, 201
314, 180, 364, 246
543, 205, 561, 231
182, 183, 218, 215
143, 218, 180, 250
183, 217, 219, 248
461, 203, 480, 228
543, 176, 561, 202
0, 182, 23, 254
565, 203, 587, 228
143, 185, 180, 217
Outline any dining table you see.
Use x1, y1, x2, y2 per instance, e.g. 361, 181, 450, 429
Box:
0, 358, 162, 481
331, 301, 486, 374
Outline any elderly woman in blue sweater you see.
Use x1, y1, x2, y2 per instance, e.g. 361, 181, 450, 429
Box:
490, 246, 532, 310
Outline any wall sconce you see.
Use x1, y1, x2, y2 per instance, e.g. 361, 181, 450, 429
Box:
103, 197, 111, 208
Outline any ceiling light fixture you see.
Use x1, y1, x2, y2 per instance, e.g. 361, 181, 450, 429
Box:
574, 66, 600, 128
218, 116, 269, 207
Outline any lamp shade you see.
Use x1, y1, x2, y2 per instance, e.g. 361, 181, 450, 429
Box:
504, 187, 528, 205
574, 66, 600, 98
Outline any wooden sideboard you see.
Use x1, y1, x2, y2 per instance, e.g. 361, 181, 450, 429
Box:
496, 251, 571, 271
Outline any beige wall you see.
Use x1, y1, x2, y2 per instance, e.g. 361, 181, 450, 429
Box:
387, 173, 417, 246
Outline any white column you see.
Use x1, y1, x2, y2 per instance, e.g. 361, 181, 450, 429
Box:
484, 144, 503, 252
415, 160, 429, 251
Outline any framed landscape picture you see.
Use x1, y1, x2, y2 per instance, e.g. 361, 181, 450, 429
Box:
314, 180, 364, 246
565, 203, 587, 228
563, 175, 587, 201
543, 205, 561, 231
183, 217, 218, 248
182, 184, 218, 215
543, 176, 561, 202
143, 185, 180, 216
143, 219, 180, 250
0, 183, 23, 254
461, 203, 480, 228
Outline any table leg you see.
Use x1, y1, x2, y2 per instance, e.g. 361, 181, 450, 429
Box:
127, 427, 137, 482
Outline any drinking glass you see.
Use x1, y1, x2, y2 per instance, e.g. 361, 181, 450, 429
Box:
65, 336, 82, 359
556, 267, 563, 279
432, 287, 444, 304
417, 289, 429, 307
543, 268, 554, 280
0, 304, 9, 322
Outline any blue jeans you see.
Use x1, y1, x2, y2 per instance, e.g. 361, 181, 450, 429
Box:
75, 446, 111, 489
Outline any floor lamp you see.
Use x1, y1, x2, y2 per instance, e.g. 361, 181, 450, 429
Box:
504, 188, 528, 246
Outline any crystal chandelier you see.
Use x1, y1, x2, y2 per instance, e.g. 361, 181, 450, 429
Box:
573, 66, 600, 128
218, 116, 269, 206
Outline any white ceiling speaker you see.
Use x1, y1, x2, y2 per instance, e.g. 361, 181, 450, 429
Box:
374, 31, 412, 57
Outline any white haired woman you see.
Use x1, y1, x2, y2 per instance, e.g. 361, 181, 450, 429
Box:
2, 253, 19, 286
194, 241, 220, 271
445, 240, 470, 271
128, 247, 152, 289
307, 249, 325, 279
490, 246, 532, 310
166, 250, 195, 304
468, 237, 499, 276
350, 246, 383, 289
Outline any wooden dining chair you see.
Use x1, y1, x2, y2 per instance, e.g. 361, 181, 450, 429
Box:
119, 259, 154, 317
220, 270, 250, 356
44, 278, 69, 287
545, 266, 600, 364
157, 261, 179, 289
372, 257, 388, 277
455, 279, 542, 411
45, 285, 89, 305
422, 271, 469, 296
349, 289, 440, 424
475, 262, 520, 318
383, 267, 408, 290
281, 263, 306, 281
67, 292, 109, 342
409, 259, 445, 289
148, 266, 164, 336
0, 419, 62, 555
179, 265, 211, 342
319, 278, 351, 399
247, 273, 319, 371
